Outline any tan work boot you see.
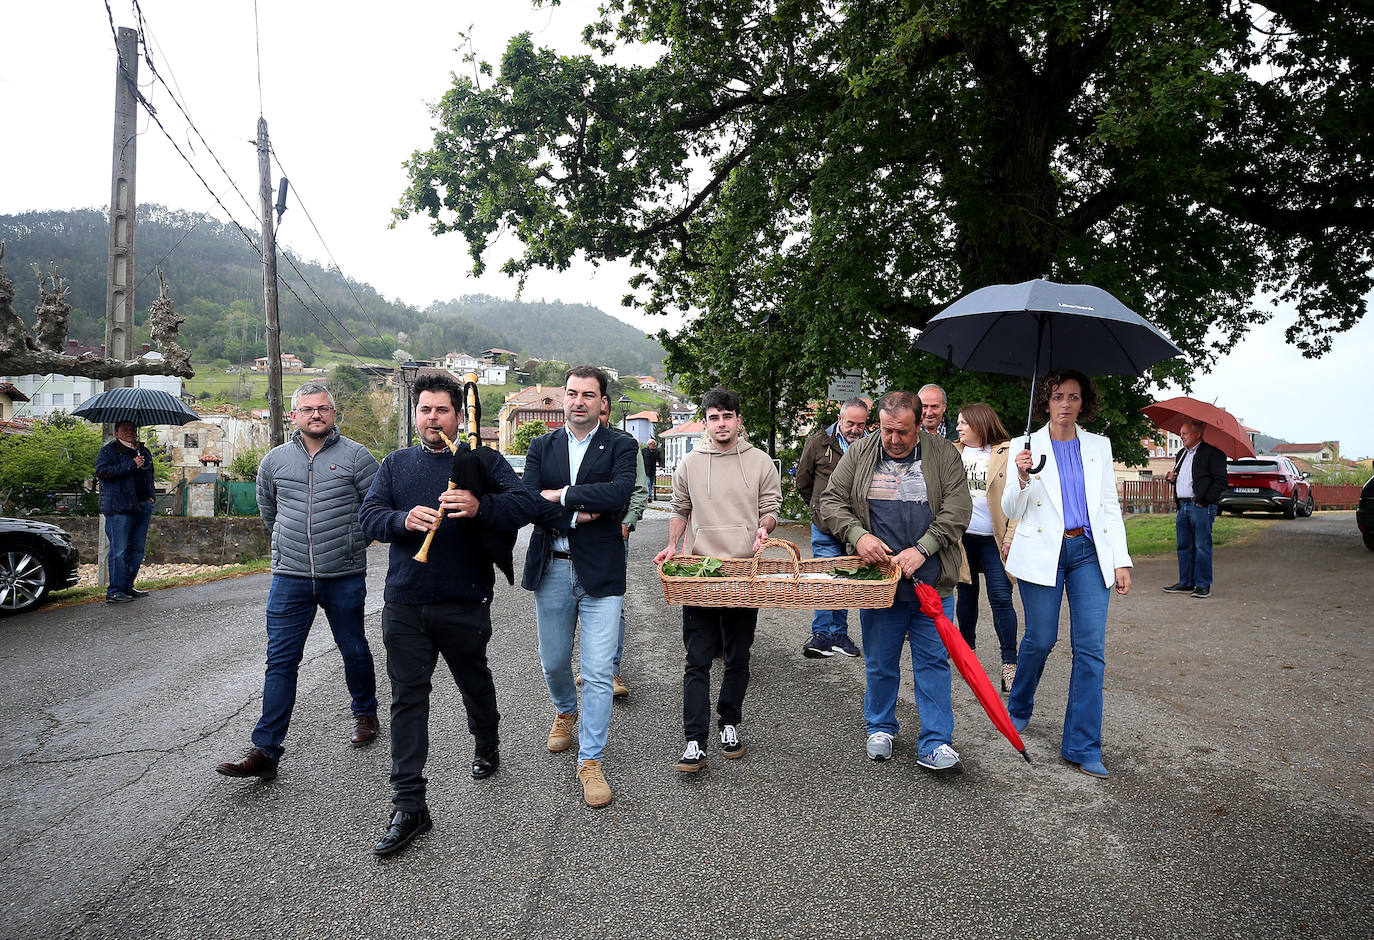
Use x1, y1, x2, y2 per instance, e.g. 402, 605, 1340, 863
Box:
612, 674, 629, 698
577, 759, 613, 808
547, 711, 578, 753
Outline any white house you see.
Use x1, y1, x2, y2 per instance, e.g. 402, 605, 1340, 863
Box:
620, 409, 659, 444
478, 363, 509, 385
439, 351, 483, 374
661, 419, 706, 470
1, 343, 181, 418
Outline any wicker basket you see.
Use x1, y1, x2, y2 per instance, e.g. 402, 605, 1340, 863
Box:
658, 537, 900, 609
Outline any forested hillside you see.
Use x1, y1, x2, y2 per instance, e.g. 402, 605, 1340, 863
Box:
426, 297, 666, 375
0, 207, 664, 373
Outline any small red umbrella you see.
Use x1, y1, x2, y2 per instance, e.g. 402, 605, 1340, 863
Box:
1141, 396, 1256, 459
915, 581, 1030, 763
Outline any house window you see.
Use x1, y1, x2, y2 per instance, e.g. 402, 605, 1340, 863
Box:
184, 433, 200, 448
52, 393, 65, 405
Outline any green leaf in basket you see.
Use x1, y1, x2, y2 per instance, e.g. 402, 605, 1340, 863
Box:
831, 564, 887, 580
663, 557, 726, 578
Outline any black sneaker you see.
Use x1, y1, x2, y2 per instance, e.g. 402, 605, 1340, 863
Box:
831, 634, 861, 657
802, 634, 835, 658
128, 588, 151, 598
105, 592, 135, 604
719, 724, 744, 759
1162, 582, 1195, 594
675, 740, 707, 772
1192, 586, 1211, 598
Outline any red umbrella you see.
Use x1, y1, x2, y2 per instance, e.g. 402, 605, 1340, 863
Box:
915, 581, 1030, 763
1141, 396, 1256, 459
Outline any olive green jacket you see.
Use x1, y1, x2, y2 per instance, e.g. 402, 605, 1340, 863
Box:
817, 430, 972, 597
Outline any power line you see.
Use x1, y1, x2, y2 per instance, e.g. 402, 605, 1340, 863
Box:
269, 145, 390, 341
126, 0, 261, 226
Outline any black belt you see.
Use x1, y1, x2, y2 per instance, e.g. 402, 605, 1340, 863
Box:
551, 550, 572, 560
1178, 497, 1194, 503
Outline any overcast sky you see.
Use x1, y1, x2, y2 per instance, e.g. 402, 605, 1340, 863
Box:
3, 2, 1369, 459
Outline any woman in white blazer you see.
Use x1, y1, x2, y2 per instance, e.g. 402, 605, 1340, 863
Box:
1001, 369, 1132, 778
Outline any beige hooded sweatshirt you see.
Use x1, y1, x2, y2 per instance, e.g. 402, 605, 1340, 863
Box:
670, 436, 783, 559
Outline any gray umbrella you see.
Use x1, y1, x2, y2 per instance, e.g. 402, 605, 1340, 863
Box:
914, 278, 1182, 470
72, 386, 200, 427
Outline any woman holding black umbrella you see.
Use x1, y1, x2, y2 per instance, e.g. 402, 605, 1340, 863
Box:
953, 403, 1020, 692
1001, 369, 1132, 778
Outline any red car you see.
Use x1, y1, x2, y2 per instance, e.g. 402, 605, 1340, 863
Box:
1219, 457, 1316, 519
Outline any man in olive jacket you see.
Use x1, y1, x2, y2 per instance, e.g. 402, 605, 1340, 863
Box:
819, 390, 971, 772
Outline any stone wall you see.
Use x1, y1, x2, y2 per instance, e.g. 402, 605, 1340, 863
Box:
32, 516, 270, 566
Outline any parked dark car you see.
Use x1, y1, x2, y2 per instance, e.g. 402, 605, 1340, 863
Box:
1219, 457, 1315, 519
1358, 475, 1374, 551
0, 517, 81, 615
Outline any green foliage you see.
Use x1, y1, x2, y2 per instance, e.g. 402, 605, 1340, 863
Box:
0, 417, 102, 508
398, 1, 1373, 459
226, 448, 265, 482
510, 420, 549, 455
1308, 464, 1372, 486
1125, 513, 1264, 557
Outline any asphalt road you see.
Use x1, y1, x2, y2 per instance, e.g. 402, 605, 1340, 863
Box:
1, 512, 1370, 939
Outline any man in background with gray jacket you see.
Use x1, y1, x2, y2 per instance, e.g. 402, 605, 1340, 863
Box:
216, 382, 381, 782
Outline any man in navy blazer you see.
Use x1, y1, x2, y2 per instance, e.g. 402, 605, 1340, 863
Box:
521, 366, 638, 808
1163, 420, 1229, 598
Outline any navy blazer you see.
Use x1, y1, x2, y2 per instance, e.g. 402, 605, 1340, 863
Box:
521, 425, 639, 596
1173, 439, 1228, 507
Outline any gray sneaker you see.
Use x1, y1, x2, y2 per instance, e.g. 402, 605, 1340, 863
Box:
866, 731, 894, 761
917, 743, 963, 773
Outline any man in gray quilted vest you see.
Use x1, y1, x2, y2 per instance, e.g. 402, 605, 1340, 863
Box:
216, 382, 381, 782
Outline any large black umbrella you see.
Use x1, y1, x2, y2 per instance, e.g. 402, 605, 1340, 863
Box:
914, 278, 1182, 470
72, 386, 200, 427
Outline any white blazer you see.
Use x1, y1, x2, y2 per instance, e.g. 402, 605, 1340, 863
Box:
1001, 425, 1132, 589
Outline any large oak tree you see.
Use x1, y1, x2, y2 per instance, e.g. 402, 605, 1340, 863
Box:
397, 1, 1371, 454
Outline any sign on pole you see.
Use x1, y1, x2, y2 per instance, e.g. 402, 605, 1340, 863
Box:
827, 370, 864, 402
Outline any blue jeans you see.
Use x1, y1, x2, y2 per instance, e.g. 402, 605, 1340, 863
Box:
1010, 535, 1110, 764
1175, 500, 1217, 589
104, 502, 153, 596
859, 594, 955, 755
810, 524, 849, 636
956, 532, 1019, 664
252, 572, 377, 760
533, 558, 621, 762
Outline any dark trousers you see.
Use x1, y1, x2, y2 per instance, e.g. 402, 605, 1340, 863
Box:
682, 605, 758, 743
382, 600, 499, 812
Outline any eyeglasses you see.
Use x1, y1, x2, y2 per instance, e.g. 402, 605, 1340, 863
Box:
294, 406, 335, 416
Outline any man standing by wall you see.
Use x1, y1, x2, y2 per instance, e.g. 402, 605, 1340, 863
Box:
95, 420, 156, 604
820, 390, 971, 771
795, 397, 870, 659
642, 438, 664, 499
523, 367, 638, 808
1163, 420, 1228, 599
655, 387, 782, 774
360, 372, 537, 856
216, 382, 380, 783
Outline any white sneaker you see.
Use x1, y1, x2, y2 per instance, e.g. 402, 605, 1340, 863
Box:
866, 731, 894, 761
917, 743, 963, 773
719, 724, 744, 759
675, 740, 707, 773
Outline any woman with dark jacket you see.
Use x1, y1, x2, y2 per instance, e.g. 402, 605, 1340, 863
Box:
953, 403, 1019, 692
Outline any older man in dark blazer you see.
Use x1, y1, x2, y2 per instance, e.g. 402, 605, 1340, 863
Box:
1163, 420, 1229, 599
522, 366, 638, 808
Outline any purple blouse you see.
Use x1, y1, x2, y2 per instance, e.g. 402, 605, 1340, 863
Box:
1051, 436, 1093, 539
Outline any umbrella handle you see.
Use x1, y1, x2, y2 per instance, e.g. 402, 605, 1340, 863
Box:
1028, 454, 1046, 474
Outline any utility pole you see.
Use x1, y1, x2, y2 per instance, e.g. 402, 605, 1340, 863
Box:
99, 25, 139, 590
258, 117, 285, 447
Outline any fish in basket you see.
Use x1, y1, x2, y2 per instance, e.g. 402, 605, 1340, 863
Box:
658, 537, 900, 609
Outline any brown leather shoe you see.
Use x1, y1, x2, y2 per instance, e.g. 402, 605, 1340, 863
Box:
577, 759, 613, 808
612, 674, 629, 699
547, 711, 577, 753
215, 747, 278, 781
350, 714, 379, 748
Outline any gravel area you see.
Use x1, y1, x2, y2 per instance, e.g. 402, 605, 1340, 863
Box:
73, 562, 241, 588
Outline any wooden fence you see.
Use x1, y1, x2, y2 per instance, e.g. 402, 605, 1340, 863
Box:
1312, 485, 1362, 511
1117, 478, 1174, 514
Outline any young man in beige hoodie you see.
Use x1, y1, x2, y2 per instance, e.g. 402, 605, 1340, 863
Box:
655, 387, 782, 773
